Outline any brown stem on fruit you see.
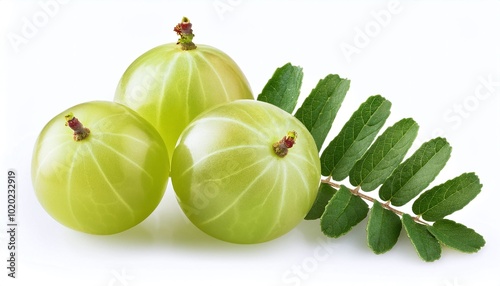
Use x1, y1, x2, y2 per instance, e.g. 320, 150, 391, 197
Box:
273, 131, 297, 158
174, 16, 197, 50
65, 112, 90, 141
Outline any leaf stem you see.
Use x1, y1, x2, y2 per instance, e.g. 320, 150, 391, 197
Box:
320, 177, 429, 226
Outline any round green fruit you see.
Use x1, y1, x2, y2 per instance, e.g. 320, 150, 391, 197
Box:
171, 100, 321, 244
114, 17, 253, 157
31, 101, 170, 234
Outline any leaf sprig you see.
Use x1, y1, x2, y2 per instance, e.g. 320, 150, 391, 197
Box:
257, 63, 485, 262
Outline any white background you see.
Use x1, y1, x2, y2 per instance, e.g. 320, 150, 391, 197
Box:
1, 0, 500, 285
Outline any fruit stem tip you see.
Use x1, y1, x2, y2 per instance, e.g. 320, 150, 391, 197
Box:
174, 16, 197, 50
65, 112, 90, 141
273, 131, 297, 158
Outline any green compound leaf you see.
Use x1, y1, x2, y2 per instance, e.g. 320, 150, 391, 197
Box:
320, 95, 391, 181
412, 173, 482, 221
349, 118, 419, 192
427, 219, 485, 253
320, 185, 369, 238
379, 137, 452, 206
366, 201, 402, 254
295, 74, 350, 151
259, 64, 485, 260
305, 183, 337, 220
257, 63, 304, 113
402, 214, 441, 262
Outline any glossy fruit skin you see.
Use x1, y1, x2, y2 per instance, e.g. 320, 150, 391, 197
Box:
171, 100, 321, 244
114, 43, 253, 157
31, 101, 170, 234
